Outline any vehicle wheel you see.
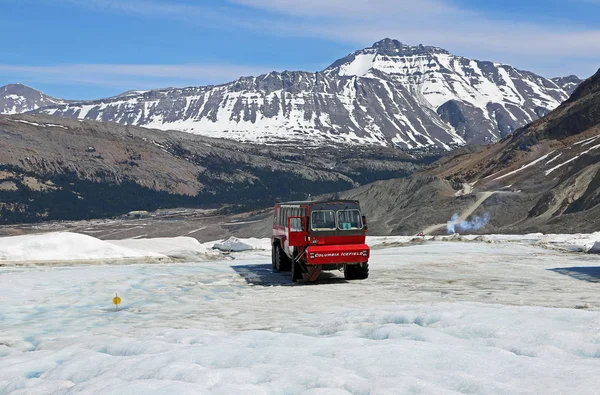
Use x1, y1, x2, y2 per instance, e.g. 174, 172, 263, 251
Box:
271, 243, 277, 270
275, 244, 292, 272
344, 262, 369, 280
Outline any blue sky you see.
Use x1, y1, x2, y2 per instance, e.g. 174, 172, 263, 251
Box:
1, 0, 599, 99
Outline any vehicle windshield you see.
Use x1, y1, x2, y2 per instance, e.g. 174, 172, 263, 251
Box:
311, 210, 337, 231
337, 209, 363, 230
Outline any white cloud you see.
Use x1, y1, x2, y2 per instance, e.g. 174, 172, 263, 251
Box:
232, 0, 458, 17
57, 0, 272, 29
227, 0, 600, 77
230, 0, 598, 53
5, 0, 600, 79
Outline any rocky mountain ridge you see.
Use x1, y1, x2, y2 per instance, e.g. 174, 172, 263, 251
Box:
0, 113, 427, 224
8, 38, 578, 150
0, 84, 65, 114
551, 75, 583, 96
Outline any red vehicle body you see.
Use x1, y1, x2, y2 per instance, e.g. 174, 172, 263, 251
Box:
271, 200, 370, 282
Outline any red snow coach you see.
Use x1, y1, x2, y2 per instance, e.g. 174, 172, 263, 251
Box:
272, 200, 370, 282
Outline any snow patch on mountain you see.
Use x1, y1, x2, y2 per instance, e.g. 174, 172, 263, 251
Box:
338, 53, 377, 77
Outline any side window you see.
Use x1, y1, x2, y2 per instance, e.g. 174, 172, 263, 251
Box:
289, 217, 304, 232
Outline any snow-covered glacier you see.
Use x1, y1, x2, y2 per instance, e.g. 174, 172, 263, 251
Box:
1, 235, 600, 393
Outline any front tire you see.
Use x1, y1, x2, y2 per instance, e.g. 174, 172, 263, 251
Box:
344, 262, 369, 280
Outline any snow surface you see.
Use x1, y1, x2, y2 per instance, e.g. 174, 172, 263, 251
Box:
107, 237, 221, 261
211, 236, 271, 252
0, 233, 277, 264
337, 54, 375, 77
0, 233, 166, 264
0, 232, 286, 264
367, 233, 600, 254
2, 232, 598, 267
12, 119, 41, 127
1, 241, 600, 393
528, 232, 600, 253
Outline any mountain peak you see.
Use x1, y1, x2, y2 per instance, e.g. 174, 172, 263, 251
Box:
1, 83, 37, 94
371, 38, 405, 50
551, 75, 584, 96
0, 83, 63, 114
370, 38, 449, 56
326, 38, 451, 71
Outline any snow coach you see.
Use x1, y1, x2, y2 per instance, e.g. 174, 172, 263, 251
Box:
271, 200, 370, 282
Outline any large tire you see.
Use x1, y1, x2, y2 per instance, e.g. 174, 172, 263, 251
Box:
271, 243, 277, 270
344, 262, 369, 280
274, 243, 292, 272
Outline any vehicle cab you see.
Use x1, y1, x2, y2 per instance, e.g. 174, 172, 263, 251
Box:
272, 200, 370, 282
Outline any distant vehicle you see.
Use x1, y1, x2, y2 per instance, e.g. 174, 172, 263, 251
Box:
272, 200, 370, 282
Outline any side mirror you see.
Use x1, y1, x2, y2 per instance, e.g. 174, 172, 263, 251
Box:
362, 215, 368, 232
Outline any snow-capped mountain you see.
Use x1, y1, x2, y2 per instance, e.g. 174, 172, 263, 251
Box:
0, 83, 64, 114
325, 39, 571, 146
32, 39, 577, 150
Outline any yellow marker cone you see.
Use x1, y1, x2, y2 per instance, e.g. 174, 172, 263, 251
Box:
112, 293, 121, 311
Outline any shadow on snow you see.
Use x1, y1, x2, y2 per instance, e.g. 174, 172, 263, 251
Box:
549, 267, 600, 283
231, 264, 348, 286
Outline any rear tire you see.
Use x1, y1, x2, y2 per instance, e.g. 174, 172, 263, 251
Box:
344, 262, 369, 280
271, 243, 277, 270
274, 243, 292, 272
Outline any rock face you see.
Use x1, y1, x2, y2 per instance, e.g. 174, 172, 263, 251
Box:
551, 75, 583, 96
0, 84, 64, 114
30, 39, 576, 150
333, 68, 600, 235
0, 114, 426, 224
